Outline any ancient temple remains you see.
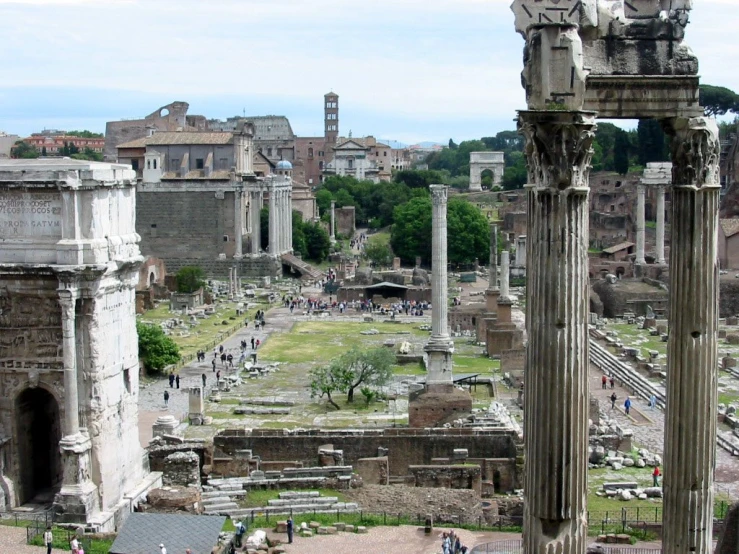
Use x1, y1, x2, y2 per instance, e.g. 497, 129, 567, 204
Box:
636, 162, 672, 267
511, 0, 719, 552
0, 159, 161, 530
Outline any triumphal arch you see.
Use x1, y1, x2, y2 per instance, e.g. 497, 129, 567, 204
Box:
0, 159, 161, 529
511, 1, 719, 553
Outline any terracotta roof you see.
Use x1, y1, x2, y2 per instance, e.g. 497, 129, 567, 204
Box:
721, 219, 739, 238
602, 241, 634, 254
117, 132, 233, 149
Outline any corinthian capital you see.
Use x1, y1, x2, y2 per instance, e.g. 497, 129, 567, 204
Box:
430, 184, 448, 206
518, 111, 597, 191
663, 116, 720, 188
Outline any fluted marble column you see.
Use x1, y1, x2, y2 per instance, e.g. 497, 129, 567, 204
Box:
661, 116, 720, 554
250, 189, 261, 255
636, 184, 647, 265
499, 250, 511, 300
268, 183, 278, 256
656, 186, 666, 265
425, 184, 453, 385
287, 191, 293, 252
520, 111, 595, 554
234, 187, 243, 258
59, 291, 80, 437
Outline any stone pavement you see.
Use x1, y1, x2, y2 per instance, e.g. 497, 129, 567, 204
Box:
0, 525, 46, 553
265, 526, 521, 554
589, 365, 739, 499
138, 285, 320, 446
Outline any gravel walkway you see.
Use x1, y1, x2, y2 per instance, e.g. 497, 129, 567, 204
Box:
0, 525, 46, 553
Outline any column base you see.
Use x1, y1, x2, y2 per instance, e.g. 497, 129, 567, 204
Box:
53, 432, 100, 524
485, 289, 500, 313
425, 339, 454, 384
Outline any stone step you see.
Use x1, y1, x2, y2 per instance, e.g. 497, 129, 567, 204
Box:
278, 491, 320, 499
201, 490, 247, 499
268, 497, 338, 507
221, 504, 359, 518
201, 496, 233, 505
203, 502, 239, 512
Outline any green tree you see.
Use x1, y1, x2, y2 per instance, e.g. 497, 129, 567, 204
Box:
309, 363, 343, 410
10, 141, 39, 159
335, 348, 395, 403
637, 119, 669, 166
393, 169, 444, 189
315, 189, 333, 217
501, 152, 527, 190
136, 321, 180, 373
71, 147, 103, 162
614, 130, 630, 175
447, 198, 490, 265
699, 84, 739, 117
66, 130, 104, 138
448, 138, 458, 150
175, 266, 205, 293
303, 221, 331, 262
390, 196, 433, 265
364, 235, 393, 267
291, 210, 308, 258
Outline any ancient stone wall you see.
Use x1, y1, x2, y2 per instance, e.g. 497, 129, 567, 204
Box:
354, 457, 389, 485
214, 428, 517, 478
409, 465, 482, 494
162, 451, 200, 488
335, 207, 356, 237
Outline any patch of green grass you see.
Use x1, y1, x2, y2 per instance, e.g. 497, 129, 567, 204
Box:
208, 411, 248, 420
28, 528, 113, 553
454, 355, 497, 374
258, 321, 426, 364
240, 488, 346, 509
719, 392, 739, 406
587, 467, 660, 512
392, 362, 426, 376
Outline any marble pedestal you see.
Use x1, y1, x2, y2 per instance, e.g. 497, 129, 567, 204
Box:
53, 432, 100, 524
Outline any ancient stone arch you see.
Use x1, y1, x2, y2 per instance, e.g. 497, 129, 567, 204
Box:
469, 152, 505, 191
511, 1, 719, 553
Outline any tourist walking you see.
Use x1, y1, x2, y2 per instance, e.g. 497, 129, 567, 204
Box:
649, 394, 656, 409
159, 543, 167, 554
653, 465, 661, 487
610, 376, 615, 389
601, 374, 607, 389
163, 390, 169, 407
624, 396, 632, 415
251, 336, 255, 350
211, 358, 216, 372
169, 372, 175, 388
175, 374, 180, 389
202, 373, 207, 388
610, 392, 617, 410
287, 517, 294, 544
44, 526, 53, 554
70, 535, 80, 554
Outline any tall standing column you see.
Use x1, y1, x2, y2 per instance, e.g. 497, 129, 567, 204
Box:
425, 184, 454, 385
656, 186, 666, 265
59, 290, 80, 437
499, 250, 510, 300
520, 111, 595, 554
287, 191, 293, 252
489, 224, 498, 290
636, 184, 647, 265
250, 190, 260, 255
330, 200, 336, 243
661, 116, 720, 554
268, 182, 278, 256
234, 187, 243, 258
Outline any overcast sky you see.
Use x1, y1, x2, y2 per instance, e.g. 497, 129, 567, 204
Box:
1, 0, 736, 144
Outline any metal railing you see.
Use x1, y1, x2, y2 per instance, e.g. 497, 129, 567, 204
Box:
471, 538, 523, 554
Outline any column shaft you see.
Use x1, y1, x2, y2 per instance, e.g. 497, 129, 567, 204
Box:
656, 187, 666, 264
330, 201, 336, 242
636, 184, 646, 264
430, 186, 449, 340
234, 188, 243, 258
269, 184, 278, 256
489, 224, 498, 290
500, 251, 510, 299
287, 191, 293, 252
662, 116, 720, 554
520, 111, 595, 554
59, 292, 80, 437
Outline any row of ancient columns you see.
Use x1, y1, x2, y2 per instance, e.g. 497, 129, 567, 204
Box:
635, 181, 668, 265
268, 184, 292, 256
244, 180, 292, 257
520, 112, 720, 554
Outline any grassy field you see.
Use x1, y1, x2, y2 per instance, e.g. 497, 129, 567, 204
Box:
139, 299, 267, 361
258, 321, 428, 364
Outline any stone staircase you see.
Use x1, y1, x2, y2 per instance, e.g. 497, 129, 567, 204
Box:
201, 480, 359, 518
280, 253, 323, 281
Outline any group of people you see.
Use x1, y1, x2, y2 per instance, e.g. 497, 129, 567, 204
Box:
440, 530, 468, 554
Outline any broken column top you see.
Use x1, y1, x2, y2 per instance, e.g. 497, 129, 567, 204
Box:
641, 162, 673, 186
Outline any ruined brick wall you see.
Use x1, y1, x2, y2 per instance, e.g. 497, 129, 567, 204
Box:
335, 207, 355, 237
214, 429, 517, 478
409, 465, 482, 494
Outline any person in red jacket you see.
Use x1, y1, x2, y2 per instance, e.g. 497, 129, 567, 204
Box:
653, 465, 661, 487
